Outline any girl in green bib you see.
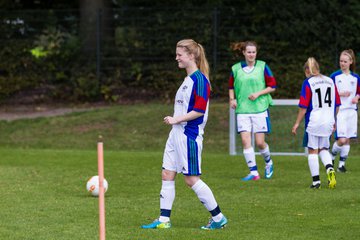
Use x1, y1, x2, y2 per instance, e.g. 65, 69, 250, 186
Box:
228, 41, 277, 181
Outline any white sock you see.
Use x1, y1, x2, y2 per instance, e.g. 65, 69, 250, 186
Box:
243, 147, 259, 176
212, 212, 224, 222
338, 161, 345, 168
259, 145, 272, 165
159, 180, 175, 222
192, 179, 223, 221
339, 145, 350, 167
319, 150, 334, 173
308, 154, 319, 178
331, 141, 342, 156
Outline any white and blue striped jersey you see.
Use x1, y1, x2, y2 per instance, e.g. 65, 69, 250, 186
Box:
330, 70, 360, 110
173, 70, 211, 140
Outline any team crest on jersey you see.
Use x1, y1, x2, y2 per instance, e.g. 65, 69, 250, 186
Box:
182, 85, 188, 91
177, 100, 183, 104
350, 81, 355, 85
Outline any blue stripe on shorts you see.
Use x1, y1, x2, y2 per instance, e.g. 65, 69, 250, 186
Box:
187, 138, 200, 175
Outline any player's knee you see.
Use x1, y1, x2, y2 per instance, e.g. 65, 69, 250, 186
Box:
337, 138, 348, 146
256, 142, 266, 149
162, 169, 176, 181
241, 138, 252, 148
184, 176, 200, 187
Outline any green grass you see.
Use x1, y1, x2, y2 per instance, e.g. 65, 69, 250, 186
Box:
0, 101, 358, 154
0, 148, 359, 239
0, 102, 359, 239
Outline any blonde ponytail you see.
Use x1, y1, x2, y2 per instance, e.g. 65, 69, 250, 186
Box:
197, 43, 210, 80
304, 57, 320, 76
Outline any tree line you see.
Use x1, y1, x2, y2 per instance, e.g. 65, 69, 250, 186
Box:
0, 0, 359, 103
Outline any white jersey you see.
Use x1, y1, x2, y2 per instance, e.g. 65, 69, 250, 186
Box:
173, 70, 211, 139
299, 75, 341, 137
330, 70, 360, 110
162, 70, 210, 176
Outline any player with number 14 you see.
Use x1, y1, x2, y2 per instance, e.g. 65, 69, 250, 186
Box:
292, 57, 341, 189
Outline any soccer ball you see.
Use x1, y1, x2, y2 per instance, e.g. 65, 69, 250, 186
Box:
86, 175, 108, 197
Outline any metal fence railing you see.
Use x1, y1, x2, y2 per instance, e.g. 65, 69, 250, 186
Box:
229, 99, 360, 156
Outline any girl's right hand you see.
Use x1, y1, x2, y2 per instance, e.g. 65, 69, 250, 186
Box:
230, 99, 237, 109
292, 123, 299, 135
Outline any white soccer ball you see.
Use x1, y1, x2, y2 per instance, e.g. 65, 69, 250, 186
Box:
86, 176, 108, 197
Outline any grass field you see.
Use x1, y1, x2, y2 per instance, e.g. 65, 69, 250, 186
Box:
0, 102, 359, 239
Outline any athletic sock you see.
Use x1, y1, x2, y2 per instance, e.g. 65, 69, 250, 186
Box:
192, 179, 223, 221
259, 145, 272, 165
210, 206, 224, 222
339, 160, 345, 168
308, 154, 320, 182
159, 180, 175, 222
339, 145, 350, 167
243, 147, 259, 176
312, 175, 320, 186
331, 141, 342, 156
319, 150, 334, 171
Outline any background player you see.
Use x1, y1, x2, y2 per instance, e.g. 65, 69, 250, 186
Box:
141, 39, 227, 230
330, 49, 360, 172
228, 41, 277, 181
292, 57, 340, 189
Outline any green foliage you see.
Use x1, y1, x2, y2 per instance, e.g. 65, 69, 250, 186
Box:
0, 38, 42, 100
0, 10, 101, 102
32, 27, 70, 56
104, 2, 360, 100
73, 73, 100, 100
28, 27, 101, 101
1, 2, 360, 102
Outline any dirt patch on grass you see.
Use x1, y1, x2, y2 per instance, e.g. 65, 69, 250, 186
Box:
0, 103, 108, 121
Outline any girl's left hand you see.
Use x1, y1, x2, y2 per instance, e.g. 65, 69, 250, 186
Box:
351, 96, 359, 104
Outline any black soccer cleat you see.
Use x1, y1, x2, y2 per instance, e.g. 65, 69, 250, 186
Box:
310, 183, 321, 189
337, 166, 347, 173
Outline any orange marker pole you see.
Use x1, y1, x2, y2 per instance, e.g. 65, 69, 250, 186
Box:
98, 136, 105, 240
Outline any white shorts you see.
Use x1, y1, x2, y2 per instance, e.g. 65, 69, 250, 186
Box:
162, 127, 202, 176
304, 132, 330, 150
335, 109, 358, 139
236, 111, 271, 133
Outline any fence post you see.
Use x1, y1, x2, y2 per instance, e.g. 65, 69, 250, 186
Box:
212, 8, 218, 72
229, 106, 237, 155
96, 8, 102, 90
